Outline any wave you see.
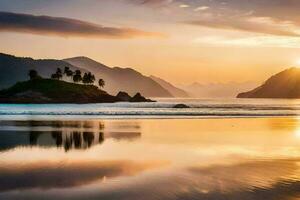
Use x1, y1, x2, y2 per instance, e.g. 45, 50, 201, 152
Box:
1, 99, 300, 118
0, 110, 299, 117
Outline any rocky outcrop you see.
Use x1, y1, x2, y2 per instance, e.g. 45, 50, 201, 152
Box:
116, 91, 132, 101
173, 104, 190, 108
130, 93, 154, 102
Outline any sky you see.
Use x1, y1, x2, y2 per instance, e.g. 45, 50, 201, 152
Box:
1, 0, 300, 85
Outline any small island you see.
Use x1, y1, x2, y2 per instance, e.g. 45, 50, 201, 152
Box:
0, 68, 154, 104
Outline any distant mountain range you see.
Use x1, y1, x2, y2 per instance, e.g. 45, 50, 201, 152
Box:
182, 81, 257, 98
150, 75, 189, 97
0, 53, 187, 97
237, 68, 300, 98
1, 52, 265, 99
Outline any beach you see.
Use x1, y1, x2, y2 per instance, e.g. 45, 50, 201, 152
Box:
0, 116, 300, 200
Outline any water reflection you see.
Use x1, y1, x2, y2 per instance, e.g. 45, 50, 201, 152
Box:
1, 118, 300, 200
0, 160, 166, 192
0, 120, 141, 152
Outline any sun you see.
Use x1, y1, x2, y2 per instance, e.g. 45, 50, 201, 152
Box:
296, 59, 300, 66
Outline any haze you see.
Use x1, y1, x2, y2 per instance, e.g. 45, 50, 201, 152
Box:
1, 0, 300, 85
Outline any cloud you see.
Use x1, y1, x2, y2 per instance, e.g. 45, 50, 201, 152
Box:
0, 12, 166, 39
187, 16, 300, 37
193, 35, 300, 48
194, 6, 210, 11
125, 0, 300, 37
209, 0, 300, 25
127, 0, 173, 5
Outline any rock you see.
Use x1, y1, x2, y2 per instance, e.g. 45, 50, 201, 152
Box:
116, 91, 131, 101
130, 93, 154, 102
173, 104, 190, 108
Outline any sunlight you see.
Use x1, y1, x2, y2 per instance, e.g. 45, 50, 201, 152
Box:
296, 59, 300, 66
295, 129, 300, 139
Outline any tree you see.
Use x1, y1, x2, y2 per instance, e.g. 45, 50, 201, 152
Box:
73, 70, 82, 83
28, 69, 38, 80
51, 68, 63, 80
82, 72, 95, 85
64, 66, 73, 77
64, 66, 70, 75
98, 79, 105, 88
82, 73, 89, 84
89, 72, 95, 84
56, 68, 63, 79
51, 73, 58, 79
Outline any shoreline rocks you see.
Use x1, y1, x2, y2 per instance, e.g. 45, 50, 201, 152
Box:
173, 104, 190, 108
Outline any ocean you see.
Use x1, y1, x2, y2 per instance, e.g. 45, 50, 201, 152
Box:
1, 99, 300, 200
1, 98, 300, 119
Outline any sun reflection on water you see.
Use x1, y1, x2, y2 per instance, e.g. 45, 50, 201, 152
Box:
1, 118, 300, 200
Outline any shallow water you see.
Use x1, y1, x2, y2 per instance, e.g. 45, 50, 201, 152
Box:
2, 98, 300, 119
1, 117, 300, 200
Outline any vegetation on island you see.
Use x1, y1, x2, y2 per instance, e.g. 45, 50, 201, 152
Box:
0, 67, 153, 103
42, 67, 104, 88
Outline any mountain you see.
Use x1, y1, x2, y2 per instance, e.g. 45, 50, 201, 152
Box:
183, 81, 257, 98
237, 67, 300, 98
0, 53, 172, 97
63, 57, 173, 97
0, 53, 85, 90
150, 75, 189, 97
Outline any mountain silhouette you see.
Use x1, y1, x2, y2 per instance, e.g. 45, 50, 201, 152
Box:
183, 81, 257, 98
0, 53, 173, 97
0, 53, 85, 90
237, 68, 300, 98
64, 56, 173, 97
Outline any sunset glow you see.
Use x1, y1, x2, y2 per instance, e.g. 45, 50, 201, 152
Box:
1, 0, 300, 85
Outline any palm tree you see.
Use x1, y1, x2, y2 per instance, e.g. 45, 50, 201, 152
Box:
82, 72, 95, 84
56, 68, 62, 79
64, 66, 74, 77
28, 69, 38, 80
88, 72, 95, 84
51, 68, 63, 80
64, 67, 70, 75
82, 73, 89, 84
98, 79, 105, 88
73, 70, 82, 83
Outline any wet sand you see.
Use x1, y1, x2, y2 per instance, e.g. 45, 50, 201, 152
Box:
0, 118, 300, 200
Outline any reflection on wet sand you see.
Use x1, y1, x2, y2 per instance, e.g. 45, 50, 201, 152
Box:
132, 158, 300, 200
0, 160, 166, 192
0, 120, 141, 151
1, 118, 300, 200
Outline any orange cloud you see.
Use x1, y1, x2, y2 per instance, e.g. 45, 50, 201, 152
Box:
0, 12, 166, 39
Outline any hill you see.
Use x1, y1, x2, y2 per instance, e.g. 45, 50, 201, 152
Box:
63, 56, 173, 97
0, 53, 85, 90
237, 68, 300, 98
150, 75, 189, 97
0, 53, 174, 97
0, 79, 121, 103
